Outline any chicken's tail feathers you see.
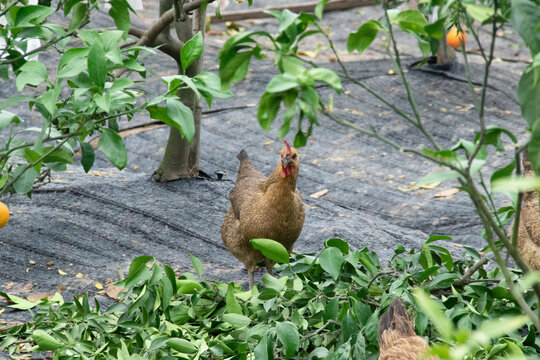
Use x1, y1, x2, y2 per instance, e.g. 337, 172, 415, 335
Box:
237, 149, 250, 162
378, 298, 416, 350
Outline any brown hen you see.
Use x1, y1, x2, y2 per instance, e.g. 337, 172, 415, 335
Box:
221, 141, 305, 288
378, 299, 438, 360
515, 149, 540, 270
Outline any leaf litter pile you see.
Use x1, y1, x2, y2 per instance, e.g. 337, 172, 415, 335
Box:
0, 239, 539, 359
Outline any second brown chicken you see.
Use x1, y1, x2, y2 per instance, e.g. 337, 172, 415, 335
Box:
221, 141, 305, 288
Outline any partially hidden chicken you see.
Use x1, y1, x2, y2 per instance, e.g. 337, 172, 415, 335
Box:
515, 150, 540, 270
221, 141, 305, 288
378, 299, 439, 360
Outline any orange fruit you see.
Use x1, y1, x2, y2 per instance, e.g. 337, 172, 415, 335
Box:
446, 28, 466, 48
0, 201, 9, 228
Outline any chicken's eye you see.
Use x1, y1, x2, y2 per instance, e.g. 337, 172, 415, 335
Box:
292, 154, 297, 159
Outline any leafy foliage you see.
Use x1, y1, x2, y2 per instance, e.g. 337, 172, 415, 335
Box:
0, 0, 229, 196
1, 240, 538, 359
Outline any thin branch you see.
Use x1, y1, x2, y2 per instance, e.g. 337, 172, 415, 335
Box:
323, 110, 465, 173
0, 30, 79, 66
472, 197, 539, 327
0, 137, 72, 197
135, 0, 216, 48
304, 319, 340, 340
455, 255, 489, 286
0, 0, 21, 18
466, 0, 499, 169
382, 1, 440, 151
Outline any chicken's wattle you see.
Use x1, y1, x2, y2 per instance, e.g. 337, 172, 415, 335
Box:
281, 164, 292, 178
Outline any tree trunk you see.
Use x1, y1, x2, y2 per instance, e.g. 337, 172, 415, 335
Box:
154, 1, 205, 182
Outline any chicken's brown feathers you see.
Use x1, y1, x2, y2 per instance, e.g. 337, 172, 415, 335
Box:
221, 146, 305, 287
378, 299, 438, 360
515, 150, 540, 270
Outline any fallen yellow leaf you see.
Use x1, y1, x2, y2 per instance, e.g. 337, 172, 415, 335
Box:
310, 189, 329, 199
58, 269, 67, 276
76, 273, 84, 278
95, 282, 103, 289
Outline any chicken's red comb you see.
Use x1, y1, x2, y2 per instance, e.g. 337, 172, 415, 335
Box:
284, 140, 291, 153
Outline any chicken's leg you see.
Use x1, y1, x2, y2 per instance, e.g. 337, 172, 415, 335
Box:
248, 270, 254, 289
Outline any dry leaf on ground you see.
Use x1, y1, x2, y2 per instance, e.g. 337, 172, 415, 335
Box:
310, 189, 329, 199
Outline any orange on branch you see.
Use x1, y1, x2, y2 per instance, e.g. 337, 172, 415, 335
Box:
446, 28, 466, 48
0, 201, 9, 228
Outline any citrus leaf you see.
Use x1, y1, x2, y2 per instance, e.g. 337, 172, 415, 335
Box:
276, 322, 300, 359
250, 238, 290, 264
167, 338, 198, 354
319, 247, 344, 280
32, 330, 64, 350
223, 313, 251, 328
181, 31, 204, 73
98, 128, 127, 170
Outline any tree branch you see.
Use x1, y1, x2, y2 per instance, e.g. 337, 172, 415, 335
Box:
135, 0, 216, 48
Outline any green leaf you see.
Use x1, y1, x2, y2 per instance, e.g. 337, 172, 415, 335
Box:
266, 73, 299, 93
511, 0, 540, 56
12, 166, 38, 194
80, 142, 95, 173
68, 2, 86, 31
223, 313, 251, 328
40, 85, 61, 115
347, 20, 382, 54
189, 253, 203, 277
265, 9, 300, 33
276, 322, 300, 359
219, 51, 253, 89
95, 91, 111, 113
16, 61, 47, 91
309, 68, 342, 93
167, 338, 198, 354
226, 283, 243, 315
250, 238, 290, 264
319, 247, 344, 280
193, 72, 233, 107
165, 99, 195, 142
395, 10, 428, 35
254, 335, 273, 360
0, 110, 22, 132
473, 316, 528, 345
181, 31, 204, 73
109, 0, 130, 34
58, 48, 89, 78
315, 0, 330, 20
325, 238, 349, 254
88, 42, 107, 88
426, 235, 452, 244
32, 330, 64, 350
424, 18, 445, 39
176, 279, 203, 294
258, 92, 281, 131
42, 147, 73, 164
414, 289, 453, 340
464, 3, 496, 23
415, 169, 462, 188
0, 292, 38, 310
492, 176, 540, 193
128, 255, 154, 275
13, 5, 54, 27
0, 95, 34, 111
98, 128, 127, 170
429, 273, 459, 289
518, 64, 540, 129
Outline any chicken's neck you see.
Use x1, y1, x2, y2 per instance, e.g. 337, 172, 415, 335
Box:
264, 165, 297, 193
